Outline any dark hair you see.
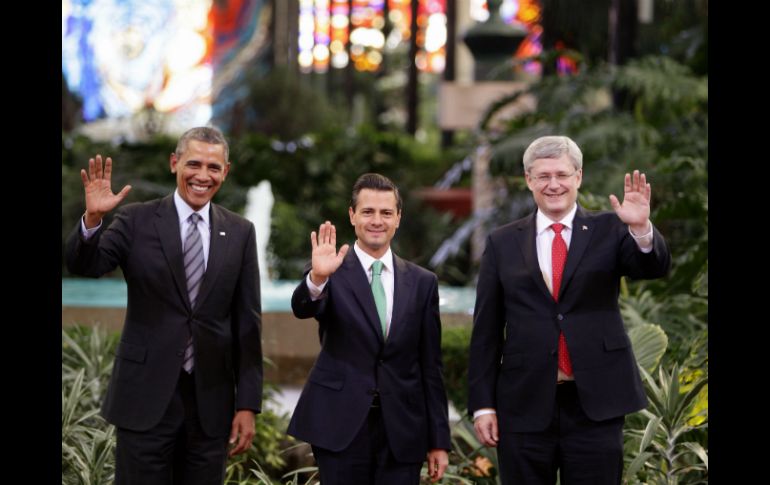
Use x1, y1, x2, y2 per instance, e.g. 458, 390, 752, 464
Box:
350, 173, 402, 213
175, 126, 229, 163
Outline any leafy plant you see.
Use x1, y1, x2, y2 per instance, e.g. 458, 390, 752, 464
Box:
63, 325, 293, 485
441, 324, 474, 410
62, 367, 116, 485
624, 364, 708, 484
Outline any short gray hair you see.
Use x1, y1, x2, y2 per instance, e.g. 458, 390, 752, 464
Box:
175, 126, 229, 163
522, 135, 582, 173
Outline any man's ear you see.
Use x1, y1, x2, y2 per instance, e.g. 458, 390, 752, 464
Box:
223, 161, 231, 181
169, 153, 178, 173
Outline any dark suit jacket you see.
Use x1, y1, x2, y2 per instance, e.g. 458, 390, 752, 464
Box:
66, 195, 263, 438
468, 207, 670, 432
287, 249, 451, 463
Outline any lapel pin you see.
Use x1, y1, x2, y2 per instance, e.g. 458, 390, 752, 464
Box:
219, 231, 226, 236
582, 225, 588, 231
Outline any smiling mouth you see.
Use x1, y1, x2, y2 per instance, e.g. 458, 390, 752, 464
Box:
190, 184, 211, 193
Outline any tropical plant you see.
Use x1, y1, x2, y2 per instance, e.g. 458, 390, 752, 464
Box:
62, 326, 118, 485
624, 364, 708, 484
63, 325, 293, 485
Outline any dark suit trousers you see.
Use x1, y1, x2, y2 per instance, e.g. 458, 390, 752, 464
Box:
311, 401, 422, 485
497, 382, 625, 485
115, 371, 229, 485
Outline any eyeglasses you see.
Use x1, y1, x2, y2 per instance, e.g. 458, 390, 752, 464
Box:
529, 171, 578, 186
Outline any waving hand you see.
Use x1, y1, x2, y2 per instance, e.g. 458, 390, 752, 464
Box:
81, 154, 132, 228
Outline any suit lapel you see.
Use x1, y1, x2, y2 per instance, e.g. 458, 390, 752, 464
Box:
154, 195, 190, 308
339, 250, 384, 343
388, 255, 414, 343
195, 204, 229, 311
515, 213, 553, 301
560, 207, 594, 298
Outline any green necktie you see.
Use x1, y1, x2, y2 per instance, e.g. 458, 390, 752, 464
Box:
370, 260, 388, 338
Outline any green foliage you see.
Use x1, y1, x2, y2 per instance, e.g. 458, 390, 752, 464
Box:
628, 323, 668, 374
229, 125, 451, 278
621, 288, 707, 366
62, 327, 118, 485
485, 57, 707, 213
62, 325, 292, 485
624, 364, 708, 484
227, 67, 347, 141
636, 0, 708, 75
225, 387, 293, 483
441, 325, 474, 411
281, 464, 320, 485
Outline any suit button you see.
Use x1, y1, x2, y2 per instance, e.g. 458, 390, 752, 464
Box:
379, 359, 385, 364
176, 350, 184, 357
550, 349, 557, 356
557, 314, 564, 321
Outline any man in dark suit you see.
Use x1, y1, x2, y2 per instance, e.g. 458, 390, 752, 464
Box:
288, 173, 451, 484
468, 135, 671, 485
66, 126, 263, 485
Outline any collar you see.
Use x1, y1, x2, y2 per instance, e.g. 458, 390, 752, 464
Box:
536, 203, 577, 236
353, 242, 394, 274
174, 190, 211, 227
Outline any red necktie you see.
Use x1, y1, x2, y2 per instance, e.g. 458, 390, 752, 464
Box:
551, 223, 573, 376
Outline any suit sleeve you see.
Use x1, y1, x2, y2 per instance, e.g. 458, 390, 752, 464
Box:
420, 274, 451, 450
467, 235, 506, 416
65, 208, 133, 277
232, 222, 263, 413
618, 223, 671, 280
291, 270, 329, 319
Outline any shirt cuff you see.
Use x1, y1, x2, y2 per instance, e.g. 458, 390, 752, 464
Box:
473, 408, 497, 420
306, 273, 328, 300
629, 222, 654, 254
80, 216, 102, 240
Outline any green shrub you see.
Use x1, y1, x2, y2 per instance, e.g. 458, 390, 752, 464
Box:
441, 325, 473, 413
62, 325, 292, 484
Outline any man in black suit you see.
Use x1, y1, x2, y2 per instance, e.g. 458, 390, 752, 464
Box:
66, 126, 263, 485
288, 173, 451, 484
468, 135, 671, 484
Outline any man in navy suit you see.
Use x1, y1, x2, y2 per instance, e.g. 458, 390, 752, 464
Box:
66, 126, 262, 485
468, 136, 671, 484
288, 173, 451, 484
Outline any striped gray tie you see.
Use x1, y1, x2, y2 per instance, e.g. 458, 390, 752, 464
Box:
183, 212, 204, 373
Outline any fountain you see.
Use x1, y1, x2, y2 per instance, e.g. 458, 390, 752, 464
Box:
244, 180, 274, 281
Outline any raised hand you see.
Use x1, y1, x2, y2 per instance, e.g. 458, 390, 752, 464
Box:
81, 154, 132, 228
609, 170, 652, 234
309, 221, 349, 285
